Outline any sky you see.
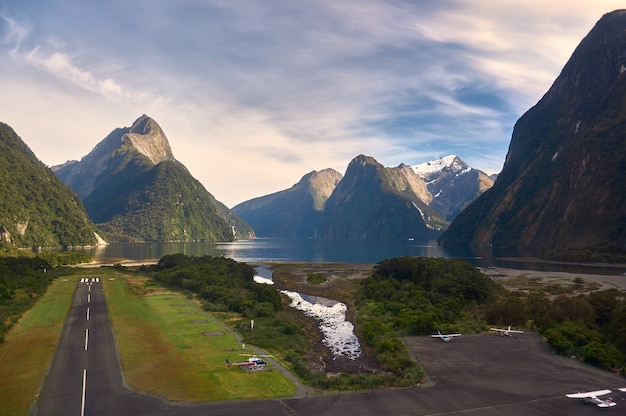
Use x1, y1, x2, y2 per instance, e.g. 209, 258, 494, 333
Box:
0, 1, 624, 207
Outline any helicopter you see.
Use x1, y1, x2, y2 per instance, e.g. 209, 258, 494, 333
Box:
225, 354, 273, 370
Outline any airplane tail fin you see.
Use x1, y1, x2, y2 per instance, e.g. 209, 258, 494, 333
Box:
225, 359, 231, 368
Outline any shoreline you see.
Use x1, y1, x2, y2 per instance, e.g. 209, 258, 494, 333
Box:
82, 256, 626, 292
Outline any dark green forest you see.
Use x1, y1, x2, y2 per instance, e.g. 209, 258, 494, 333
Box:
487, 285, 626, 371
541, 244, 626, 263
144, 254, 282, 317
0, 123, 99, 247
0, 251, 90, 342
84, 156, 235, 242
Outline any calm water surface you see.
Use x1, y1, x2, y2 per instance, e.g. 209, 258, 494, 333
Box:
78, 239, 461, 264
76, 238, 626, 276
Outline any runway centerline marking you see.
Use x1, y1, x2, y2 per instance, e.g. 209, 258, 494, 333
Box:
86, 307, 90, 321
84, 328, 89, 351
87, 294, 91, 303
81, 368, 87, 416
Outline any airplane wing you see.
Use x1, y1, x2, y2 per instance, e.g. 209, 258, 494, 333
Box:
490, 327, 523, 333
431, 333, 461, 337
618, 387, 626, 392
566, 389, 612, 399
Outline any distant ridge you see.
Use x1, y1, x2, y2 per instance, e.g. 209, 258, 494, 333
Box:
234, 154, 493, 239
232, 168, 342, 238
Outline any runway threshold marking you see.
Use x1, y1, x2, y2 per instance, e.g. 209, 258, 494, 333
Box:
279, 400, 299, 415
81, 368, 87, 416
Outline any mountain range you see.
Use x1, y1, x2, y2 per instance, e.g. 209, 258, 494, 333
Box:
53, 115, 254, 242
233, 154, 492, 239
439, 10, 626, 252
0, 114, 490, 247
3, 11, 626, 251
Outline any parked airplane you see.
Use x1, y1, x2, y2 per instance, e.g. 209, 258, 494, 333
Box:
490, 326, 523, 337
566, 389, 616, 407
431, 331, 461, 342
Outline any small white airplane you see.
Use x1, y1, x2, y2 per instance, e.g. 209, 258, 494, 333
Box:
431, 331, 461, 342
566, 389, 616, 407
490, 325, 523, 337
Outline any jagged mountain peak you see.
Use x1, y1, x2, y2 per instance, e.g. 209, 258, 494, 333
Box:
124, 114, 174, 165
53, 115, 175, 199
298, 169, 344, 211
351, 154, 380, 168
53, 115, 252, 242
324, 154, 446, 239
411, 155, 468, 177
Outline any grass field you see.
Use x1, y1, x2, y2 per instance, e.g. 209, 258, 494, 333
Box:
0, 275, 76, 416
102, 270, 296, 401
0, 267, 295, 415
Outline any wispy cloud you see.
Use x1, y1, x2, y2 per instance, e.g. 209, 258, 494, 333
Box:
0, 9, 31, 56
0, 0, 623, 206
24, 46, 124, 97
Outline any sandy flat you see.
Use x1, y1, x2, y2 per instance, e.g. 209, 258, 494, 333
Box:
481, 266, 626, 292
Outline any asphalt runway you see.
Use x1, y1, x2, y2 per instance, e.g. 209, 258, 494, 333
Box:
32, 281, 626, 415
33, 277, 135, 416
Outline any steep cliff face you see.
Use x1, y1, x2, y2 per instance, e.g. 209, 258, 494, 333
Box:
233, 168, 342, 238
53, 115, 253, 242
323, 155, 446, 240
440, 10, 626, 251
0, 122, 101, 247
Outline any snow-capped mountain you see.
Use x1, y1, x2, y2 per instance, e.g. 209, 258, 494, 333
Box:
412, 155, 466, 177
411, 155, 495, 221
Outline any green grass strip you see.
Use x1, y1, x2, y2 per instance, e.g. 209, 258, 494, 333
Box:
103, 272, 295, 401
0, 275, 77, 416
